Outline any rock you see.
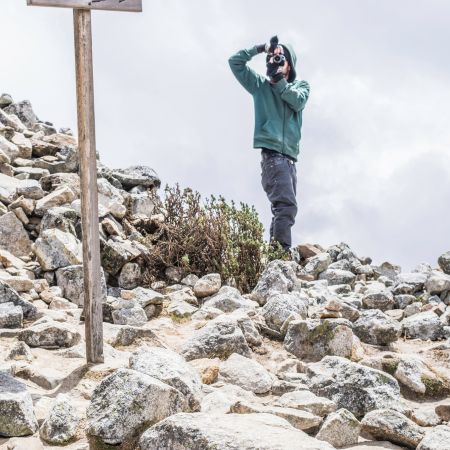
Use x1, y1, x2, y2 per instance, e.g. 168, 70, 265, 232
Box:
165, 266, 183, 282
0, 109, 25, 133
411, 407, 442, 427
362, 282, 395, 311
34, 228, 82, 271
435, 403, 450, 421
298, 244, 323, 259
111, 165, 160, 189
202, 286, 257, 312
0, 302, 23, 328
251, 260, 301, 306
129, 346, 202, 411
393, 272, 427, 295
97, 178, 126, 219
228, 310, 263, 347
404, 302, 422, 318
361, 409, 424, 449
230, 400, 322, 431
304, 252, 331, 277
262, 292, 308, 335
438, 251, 450, 275
0, 93, 13, 107
181, 316, 251, 361
353, 310, 401, 345
0, 281, 37, 319
167, 300, 197, 319
127, 191, 155, 216
316, 408, 361, 448
34, 186, 75, 216
401, 311, 444, 340
6, 341, 33, 362
273, 389, 336, 417
6, 437, 43, 450
128, 286, 164, 309
112, 305, 147, 326
39, 394, 80, 444
306, 356, 402, 418
139, 412, 334, 450
10, 133, 32, 159
0, 372, 38, 437
100, 238, 141, 275
417, 425, 450, 450
4, 101, 37, 128
425, 272, 450, 295
200, 384, 257, 413
118, 262, 142, 289
86, 368, 186, 445
395, 294, 416, 309
19, 320, 81, 348
375, 262, 402, 280
0, 212, 32, 257
219, 353, 273, 394
284, 318, 354, 361
193, 273, 222, 298
319, 268, 356, 286
107, 325, 164, 348
181, 273, 199, 287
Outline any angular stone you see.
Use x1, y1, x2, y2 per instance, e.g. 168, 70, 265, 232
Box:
0, 280, 37, 319
111, 165, 160, 189
353, 310, 401, 345
167, 300, 197, 319
306, 356, 402, 418
0, 93, 13, 107
0, 372, 38, 437
438, 251, 450, 275
100, 238, 141, 275
274, 390, 336, 417
251, 260, 301, 306
417, 425, 450, 450
202, 286, 257, 312
34, 186, 75, 217
6, 341, 33, 362
401, 311, 444, 340
181, 316, 251, 361
86, 368, 186, 445
425, 273, 450, 295
0, 135, 20, 161
304, 252, 331, 277
130, 346, 202, 411
262, 292, 308, 335
139, 412, 334, 450
97, 178, 126, 219
361, 409, 424, 449
316, 408, 360, 448
319, 269, 356, 286
127, 191, 155, 216
284, 318, 354, 361
39, 394, 80, 445
34, 229, 82, 271
4, 101, 37, 128
0, 212, 32, 257
230, 400, 322, 431
219, 353, 273, 394
200, 384, 257, 414
112, 305, 147, 326
19, 320, 81, 348
0, 302, 23, 328
118, 262, 141, 289
193, 273, 222, 298
362, 282, 395, 311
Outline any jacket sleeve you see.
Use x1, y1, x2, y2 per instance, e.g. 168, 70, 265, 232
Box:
228, 46, 265, 95
272, 79, 310, 112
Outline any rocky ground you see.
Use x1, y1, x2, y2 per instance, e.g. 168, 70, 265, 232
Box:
1, 94, 450, 449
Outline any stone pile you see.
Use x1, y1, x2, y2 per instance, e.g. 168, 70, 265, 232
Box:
1, 95, 450, 449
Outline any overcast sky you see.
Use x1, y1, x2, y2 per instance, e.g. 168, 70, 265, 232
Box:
1, 0, 449, 270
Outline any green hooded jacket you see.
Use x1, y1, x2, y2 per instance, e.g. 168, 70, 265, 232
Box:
228, 45, 310, 161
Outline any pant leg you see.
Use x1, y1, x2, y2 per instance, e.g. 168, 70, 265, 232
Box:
261, 153, 298, 250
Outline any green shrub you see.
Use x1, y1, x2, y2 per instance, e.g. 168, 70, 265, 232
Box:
141, 184, 287, 292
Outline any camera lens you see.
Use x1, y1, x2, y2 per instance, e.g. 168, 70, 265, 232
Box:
273, 54, 286, 65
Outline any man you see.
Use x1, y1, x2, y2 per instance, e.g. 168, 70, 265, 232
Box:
228, 36, 310, 253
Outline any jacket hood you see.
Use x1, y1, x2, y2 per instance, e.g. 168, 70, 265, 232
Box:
281, 43, 297, 83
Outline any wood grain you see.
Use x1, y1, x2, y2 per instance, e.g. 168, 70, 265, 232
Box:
27, 0, 142, 12
74, 9, 104, 364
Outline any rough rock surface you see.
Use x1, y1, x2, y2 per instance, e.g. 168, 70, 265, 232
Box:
139, 412, 335, 450
353, 309, 401, 345
417, 425, 450, 450
19, 321, 81, 348
316, 408, 361, 448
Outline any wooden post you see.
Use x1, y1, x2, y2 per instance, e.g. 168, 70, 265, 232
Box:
73, 9, 104, 364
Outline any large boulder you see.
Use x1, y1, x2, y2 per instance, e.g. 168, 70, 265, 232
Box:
284, 318, 354, 361
0, 372, 38, 437
181, 316, 251, 361
306, 356, 402, 418
19, 320, 81, 348
139, 412, 335, 450
417, 425, 450, 450
251, 260, 301, 306
33, 228, 82, 271
111, 165, 160, 190
0, 212, 32, 257
353, 309, 401, 345
262, 292, 308, 335
202, 286, 257, 312
4, 100, 37, 128
219, 353, 274, 394
401, 311, 445, 340
129, 346, 202, 411
39, 394, 80, 445
86, 368, 186, 445
361, 409, 424, 449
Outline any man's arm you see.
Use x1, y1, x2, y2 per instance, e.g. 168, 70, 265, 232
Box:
271, 79, 310, 112
228, 46, 266, 95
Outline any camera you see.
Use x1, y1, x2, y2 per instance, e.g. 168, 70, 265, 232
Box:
272, 54, 286, 66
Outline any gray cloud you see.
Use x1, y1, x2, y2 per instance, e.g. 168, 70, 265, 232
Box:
1, 0, 449, 270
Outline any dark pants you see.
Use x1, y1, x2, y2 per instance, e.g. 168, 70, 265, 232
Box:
260, 149, 298, 251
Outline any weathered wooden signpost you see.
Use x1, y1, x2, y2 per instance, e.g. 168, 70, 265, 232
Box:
27, 0, 143, 364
